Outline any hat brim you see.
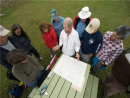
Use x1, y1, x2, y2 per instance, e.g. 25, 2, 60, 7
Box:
78, 12, 91, 19
0, 29, 10, 36
85, 25, 94, 34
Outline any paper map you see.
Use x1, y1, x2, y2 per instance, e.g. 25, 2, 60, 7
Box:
53, 54, 87, 87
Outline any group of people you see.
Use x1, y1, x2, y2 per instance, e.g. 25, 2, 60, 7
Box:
0, 6, 130, 98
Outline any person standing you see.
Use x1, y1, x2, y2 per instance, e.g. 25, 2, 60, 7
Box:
53, 17, 80, 61
91, 25, 130, 74
51, 9, 64, 52
12, 24, 43, 60
79, 18, 103, 63
39, 22, 57, 57
73, 6, 92, 40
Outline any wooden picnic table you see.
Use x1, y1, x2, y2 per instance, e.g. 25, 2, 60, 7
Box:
28, 54, 99, 98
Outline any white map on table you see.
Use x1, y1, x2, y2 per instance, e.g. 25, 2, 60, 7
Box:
53, 54, 87, 87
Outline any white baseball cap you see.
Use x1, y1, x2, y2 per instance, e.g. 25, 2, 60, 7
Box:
0, 25, 10, 36
85, 18, 100, 34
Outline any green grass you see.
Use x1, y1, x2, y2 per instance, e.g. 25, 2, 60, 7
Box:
0, 0, 130, 98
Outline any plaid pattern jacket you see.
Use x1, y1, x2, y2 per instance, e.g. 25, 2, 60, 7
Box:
96, 31, 124, 65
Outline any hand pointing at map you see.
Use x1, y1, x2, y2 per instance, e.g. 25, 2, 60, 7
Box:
76, 52, 80, 61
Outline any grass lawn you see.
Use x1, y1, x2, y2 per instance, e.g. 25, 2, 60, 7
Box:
0, 0, 130, 98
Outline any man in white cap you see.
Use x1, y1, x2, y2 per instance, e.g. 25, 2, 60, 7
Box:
50, 9, 64, 52
53, 17, 80, 61
0, 25, 28, 70
73, 6, 92, 40
79, 18, 103, 63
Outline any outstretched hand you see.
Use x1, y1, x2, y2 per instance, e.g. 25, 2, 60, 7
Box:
53, 45, 60, 51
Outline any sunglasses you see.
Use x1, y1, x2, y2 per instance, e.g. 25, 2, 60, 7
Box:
17, 31, 21, 33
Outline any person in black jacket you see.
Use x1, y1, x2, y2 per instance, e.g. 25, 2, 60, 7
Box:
12, 24, 43, 60
0, 25, 31, 70
79, 18, 103, 63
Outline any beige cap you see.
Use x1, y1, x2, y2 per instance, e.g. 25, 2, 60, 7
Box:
85, 18, 100, 34
0, 25, 10, 36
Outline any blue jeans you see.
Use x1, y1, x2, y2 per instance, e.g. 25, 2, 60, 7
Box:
26, 71, 42, 88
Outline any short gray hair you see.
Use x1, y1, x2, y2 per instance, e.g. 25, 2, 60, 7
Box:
115, 25, 130, 39
56, 12, 59, 16
63, 17, 73, 27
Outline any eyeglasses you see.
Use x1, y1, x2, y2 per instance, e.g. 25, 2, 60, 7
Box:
111, 33, 121, 41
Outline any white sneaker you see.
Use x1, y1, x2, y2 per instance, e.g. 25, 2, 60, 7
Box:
39, 57, 43, 60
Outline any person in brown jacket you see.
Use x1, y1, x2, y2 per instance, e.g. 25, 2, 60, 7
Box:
100, 47, 130, 98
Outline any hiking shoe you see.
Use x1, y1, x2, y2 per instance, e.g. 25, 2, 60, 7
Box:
39, 57, 43, 60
